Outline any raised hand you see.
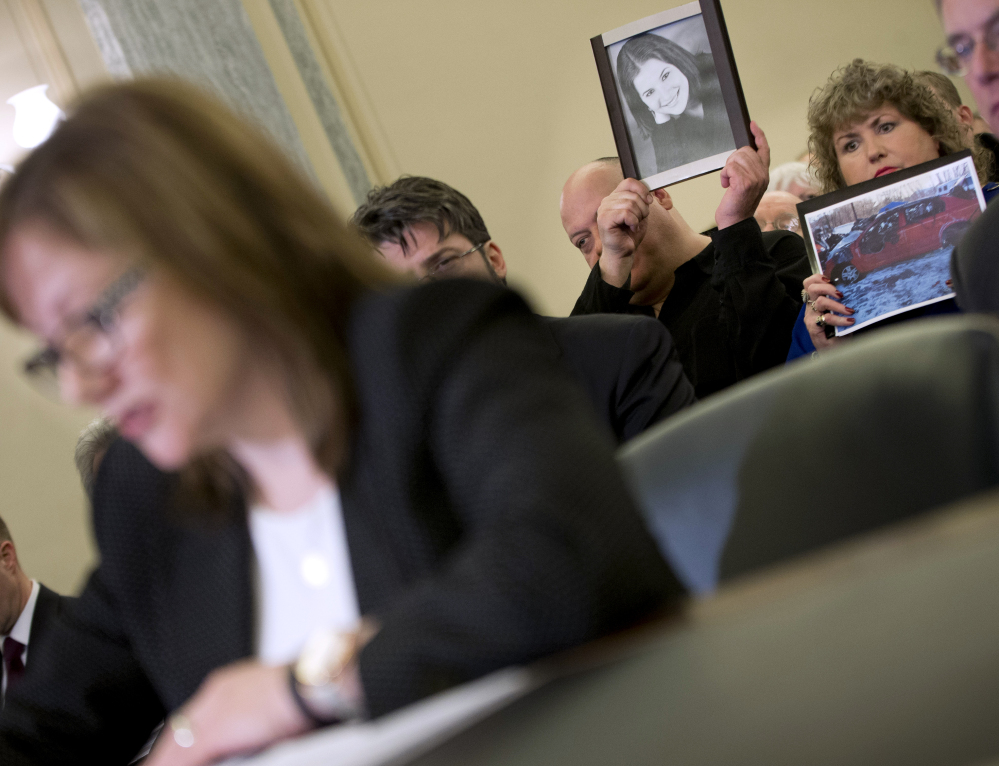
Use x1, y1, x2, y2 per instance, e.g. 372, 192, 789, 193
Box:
596, 178, 654, 287
716, 121, 771, 230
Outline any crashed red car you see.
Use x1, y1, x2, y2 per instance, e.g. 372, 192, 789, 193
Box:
824, 194, 981, 285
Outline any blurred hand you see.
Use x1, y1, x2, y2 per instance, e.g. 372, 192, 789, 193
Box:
596, 178, 653, 287
145, 661, 311, 766
802, 273, 853, 351
716, 121, 770, 230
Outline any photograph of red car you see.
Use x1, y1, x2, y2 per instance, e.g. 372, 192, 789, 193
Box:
800, 154, 986, 336
821, 191, 981, 285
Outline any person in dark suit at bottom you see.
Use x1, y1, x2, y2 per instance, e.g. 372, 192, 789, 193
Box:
350, 176, 697, 443
0, 515, 72, 705
0, 79, 681, 766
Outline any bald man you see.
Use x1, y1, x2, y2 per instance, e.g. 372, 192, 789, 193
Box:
754, 191, 805, 235
561, 124, 810, 397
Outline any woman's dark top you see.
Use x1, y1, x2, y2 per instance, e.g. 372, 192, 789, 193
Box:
0, 281, 681, 765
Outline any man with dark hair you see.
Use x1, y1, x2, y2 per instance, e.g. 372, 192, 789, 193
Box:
351, 176, 696, 442
560, 124, 811, 398
914, 69, 999, 177
0, 517, 72, 704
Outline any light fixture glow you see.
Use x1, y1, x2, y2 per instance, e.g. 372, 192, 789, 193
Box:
7, 85, 63, 150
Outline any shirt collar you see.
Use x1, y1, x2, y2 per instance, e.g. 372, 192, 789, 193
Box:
5, 580, 39, 646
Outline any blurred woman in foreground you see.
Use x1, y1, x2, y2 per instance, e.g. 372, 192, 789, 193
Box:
788, 59, 994, 360
0, 79, 679, 765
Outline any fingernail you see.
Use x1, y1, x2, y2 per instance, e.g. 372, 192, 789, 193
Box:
847, 318, 855, 324
822, 276, 831, 283
835, 291, 844, 298
846, 308, 855, 314
647, 194, 654, 203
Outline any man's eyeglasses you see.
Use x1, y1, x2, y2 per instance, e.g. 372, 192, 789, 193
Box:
937, 13, 999, 76
756, 213, 800, 233
23, 268, 145, 397
420, 242, 487, 282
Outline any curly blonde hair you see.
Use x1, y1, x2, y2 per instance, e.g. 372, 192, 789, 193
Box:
807, 59, 990, 192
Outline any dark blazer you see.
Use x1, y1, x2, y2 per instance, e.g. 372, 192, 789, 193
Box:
0, 585, 73, 703
0, 281, 681, 764
26, 585, 72, 655
540, 315, 696, 443
572, 219, 811, 398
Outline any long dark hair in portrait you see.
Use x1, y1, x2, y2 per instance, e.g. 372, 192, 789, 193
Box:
617, 32, 734, 174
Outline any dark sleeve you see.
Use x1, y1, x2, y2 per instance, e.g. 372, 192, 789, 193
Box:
0, 568, 164, 765
357, 283, 683, 716
710, 218, 812, 375
612, 318, 697, 441
570, 261, 656, 318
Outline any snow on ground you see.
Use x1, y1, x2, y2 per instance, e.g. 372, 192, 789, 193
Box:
838, 246, 953, 332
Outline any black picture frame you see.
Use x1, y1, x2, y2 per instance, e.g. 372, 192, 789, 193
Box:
591, 0, 752, 190
796, 150, 984, 336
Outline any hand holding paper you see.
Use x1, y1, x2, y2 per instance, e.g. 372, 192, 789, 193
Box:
716, 121, 770, 230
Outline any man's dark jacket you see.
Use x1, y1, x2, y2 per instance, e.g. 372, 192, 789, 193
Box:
1, 585, 74, 701
572, 219, 810, 398
541, 314, 696, 443
0, 281, 680, 764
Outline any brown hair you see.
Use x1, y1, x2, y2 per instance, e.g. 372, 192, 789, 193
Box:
914, 70, 964, 109
0, 78, 399, 511
807, 59, 990, 192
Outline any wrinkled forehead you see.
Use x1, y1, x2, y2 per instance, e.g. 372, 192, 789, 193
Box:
940, 0, 999, 34
756, 195, 798, 219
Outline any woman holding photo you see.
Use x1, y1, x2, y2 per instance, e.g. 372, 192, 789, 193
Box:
787, 59, 995, 360
617, 32, 734, 174
0, 79, 679, 765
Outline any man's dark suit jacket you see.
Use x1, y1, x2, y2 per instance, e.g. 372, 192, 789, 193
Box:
572, 219, 811, 398
540, 315, 696, 443
0, 585, 73, 703
0, 281, 681, 764
26, 585, 72, 655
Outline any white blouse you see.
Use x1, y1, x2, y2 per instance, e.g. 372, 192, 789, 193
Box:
249, 484, 360, 666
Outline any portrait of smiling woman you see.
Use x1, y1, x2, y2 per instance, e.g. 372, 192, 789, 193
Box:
0, 79, 679, 765
616, 29, 735, 177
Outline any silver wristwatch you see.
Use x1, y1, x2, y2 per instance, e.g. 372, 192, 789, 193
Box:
290, 629, 365, 724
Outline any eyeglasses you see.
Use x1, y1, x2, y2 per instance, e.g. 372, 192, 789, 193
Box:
419, 242, 487, 282
937, 13, 999, 76
756, 213, 800, 233
23, 268, 145, 397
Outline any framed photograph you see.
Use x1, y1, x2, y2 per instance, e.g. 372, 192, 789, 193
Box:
591, 0, 752, 190
797, 150, 985, 337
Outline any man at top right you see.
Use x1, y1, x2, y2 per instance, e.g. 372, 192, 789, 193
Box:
939, 0, 999, 311
938, 0, 999, 133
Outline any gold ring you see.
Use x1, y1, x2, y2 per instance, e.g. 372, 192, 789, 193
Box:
815, 314, 827, 328
170, 713, 195, 749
